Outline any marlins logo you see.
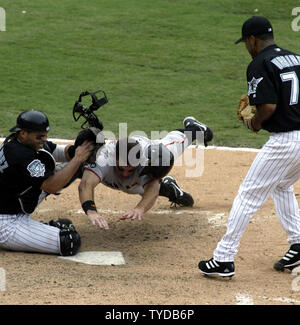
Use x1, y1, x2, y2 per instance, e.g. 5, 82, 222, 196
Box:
27, 159, 46, 177
248, 76, 263, 97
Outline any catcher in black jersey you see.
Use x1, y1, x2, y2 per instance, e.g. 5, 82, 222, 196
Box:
0, 110, 95, 256
199, 16, 300, 277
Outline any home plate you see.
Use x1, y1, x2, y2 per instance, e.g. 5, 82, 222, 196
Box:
58, 251, 125, 265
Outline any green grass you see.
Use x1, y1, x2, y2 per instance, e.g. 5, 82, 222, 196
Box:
0, 0, 299, 147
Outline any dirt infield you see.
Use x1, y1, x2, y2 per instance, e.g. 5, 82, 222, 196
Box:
1, 147, 300, 305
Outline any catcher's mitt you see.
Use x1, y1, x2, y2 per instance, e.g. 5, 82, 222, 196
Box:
68, 127, 105, 163
237, 94, 257, 131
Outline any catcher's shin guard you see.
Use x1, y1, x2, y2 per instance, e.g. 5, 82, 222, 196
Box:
55, 222, 81, 256
59, 228, 81, 256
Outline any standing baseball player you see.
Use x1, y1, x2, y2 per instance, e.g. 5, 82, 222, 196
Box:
78, 116, 213, 229
0, 110, 95, 255
198, 16, 300, 277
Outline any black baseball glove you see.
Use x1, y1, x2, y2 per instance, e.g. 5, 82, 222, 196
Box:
68, 127, 105, 163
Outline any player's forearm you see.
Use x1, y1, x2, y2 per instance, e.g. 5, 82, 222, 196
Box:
136, 181, 160, 213
41, 157, 83, 193
78, 179, 95, 204
251, 103, 276, 131
78, 182, 98, 216
136, 195, 158, 214
78, 170, 101, 215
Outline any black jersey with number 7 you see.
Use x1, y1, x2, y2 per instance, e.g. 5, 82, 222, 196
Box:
246, 44, 300, 132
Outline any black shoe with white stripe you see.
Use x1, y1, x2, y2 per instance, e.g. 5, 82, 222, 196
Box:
162, 176, 194, 207
274, 244, 300, 271
183, 116, 213, 147
198, 258, 235, 277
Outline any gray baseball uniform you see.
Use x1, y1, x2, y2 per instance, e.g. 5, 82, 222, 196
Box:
84, 131, 189, 194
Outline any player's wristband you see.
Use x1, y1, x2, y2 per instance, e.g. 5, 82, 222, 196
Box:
82, 200, 97, 214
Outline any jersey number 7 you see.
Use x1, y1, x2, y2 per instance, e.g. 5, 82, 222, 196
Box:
280, 71, 299, 105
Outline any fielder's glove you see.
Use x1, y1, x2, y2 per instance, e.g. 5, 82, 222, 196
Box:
237, 94, 257, 132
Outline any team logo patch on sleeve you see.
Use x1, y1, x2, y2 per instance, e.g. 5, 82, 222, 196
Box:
248, 76, 263, 97
27, 159, 46, 177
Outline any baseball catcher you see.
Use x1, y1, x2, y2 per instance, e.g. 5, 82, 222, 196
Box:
0, 110, 95, 256
0, 90, 108, 255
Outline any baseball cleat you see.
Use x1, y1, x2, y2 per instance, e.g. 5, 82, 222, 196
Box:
273, 244, 300, 271
183, 116, 213, 146
198, 258, 235, 277
162, 176, 194, 207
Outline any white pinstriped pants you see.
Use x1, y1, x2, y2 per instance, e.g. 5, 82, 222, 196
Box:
0, 214, 60, 254
214, 130, 300, 262
0, 164, 71, 255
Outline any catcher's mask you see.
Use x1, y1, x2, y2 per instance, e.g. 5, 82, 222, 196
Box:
140, 143, 174, 179
10, 110, 50, 133
73, 90, 108, 130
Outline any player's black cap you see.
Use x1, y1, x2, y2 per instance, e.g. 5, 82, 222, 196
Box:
235, 16, 273, 44
10, 110, 50, 132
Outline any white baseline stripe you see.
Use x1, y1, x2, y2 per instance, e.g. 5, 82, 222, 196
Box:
259, 296, 300, 304
205, 145, 260, 152
0, 138, 261, 152
235, 293, 254, 305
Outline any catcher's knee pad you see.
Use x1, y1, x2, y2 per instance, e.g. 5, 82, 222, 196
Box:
59, 227, 81, 256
